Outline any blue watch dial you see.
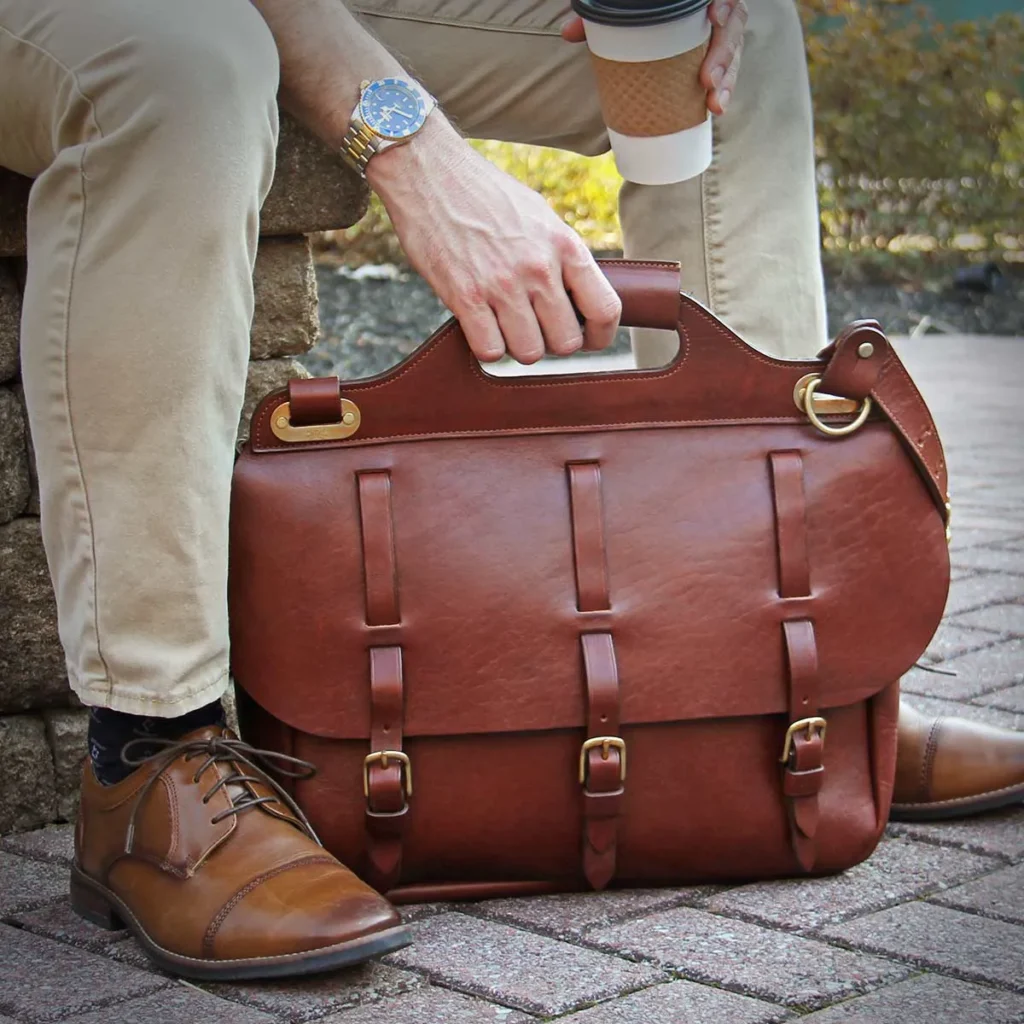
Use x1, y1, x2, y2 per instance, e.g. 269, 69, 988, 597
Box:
359, 78, 427, 140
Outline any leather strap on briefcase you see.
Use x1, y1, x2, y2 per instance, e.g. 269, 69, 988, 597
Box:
229, 260, 949, 900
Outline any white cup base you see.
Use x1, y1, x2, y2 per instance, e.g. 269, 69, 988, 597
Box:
608, 116, 712, 185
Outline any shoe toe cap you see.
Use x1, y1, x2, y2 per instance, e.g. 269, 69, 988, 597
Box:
209, 858, 403, 962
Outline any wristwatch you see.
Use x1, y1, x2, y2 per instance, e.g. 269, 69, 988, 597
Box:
340, 76, 437, 177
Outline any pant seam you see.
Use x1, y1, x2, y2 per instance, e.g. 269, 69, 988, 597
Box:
702, 119, 724, 321
1, 19, 114, 691
65, 144, 120, 696
351, 6, 561, 36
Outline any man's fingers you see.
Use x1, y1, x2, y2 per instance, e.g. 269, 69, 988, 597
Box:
561, 16, 586, 43
495, 292, 547, 365
458, 304, 506, 363
563, 250, 622, 352
531, 281, 585, 358
701, 0, 747, 114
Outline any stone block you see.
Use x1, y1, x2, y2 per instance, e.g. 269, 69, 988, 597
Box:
0, 261, 19, 382
0, 518, 68, 712
922, 622, 1001, 664
0, 387, 29, 524
902, 638, 1024, 700
931, 862, 1024, 925
705, 838, 995, 932
798, 973, 1024, 1024
238, 357, 310, 447
0, 923, 169, 1023
44, 708, 89, 821
900, 693, 1023, 733
0, 169, 30, 258
0, 117, 368, 259
201, 961, 422, 1022
820, 902, 1024, 991
984, 683, 1024, 712
948, 526, 1024, 552
9, 898, 127, 952
943, 572, 1024, 617
952, 603, 1024, 637
585, 907, 910, 1010
387, 912, 665, 1017
251, 236, 319, 360
261, 114, 369, 238
321, 986, 534, 1024
0, 716, 57, 834
887, 806, 1024, 862
59, 988, 280, 1024
952, 546, 1024, 576
0, 850, 66, 915
0, 823, 75, 864
475, 886, 718, 940
557, 980, 791, 1024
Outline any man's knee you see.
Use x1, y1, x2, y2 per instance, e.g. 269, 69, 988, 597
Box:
81, 0, 280, 165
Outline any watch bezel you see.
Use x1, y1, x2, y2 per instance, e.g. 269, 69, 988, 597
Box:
358, 77, 428, 141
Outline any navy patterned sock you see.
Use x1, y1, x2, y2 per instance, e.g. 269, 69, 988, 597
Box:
87, 700, 226, 786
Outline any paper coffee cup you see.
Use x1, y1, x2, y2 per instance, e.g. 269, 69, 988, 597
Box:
572, 0, 713, 186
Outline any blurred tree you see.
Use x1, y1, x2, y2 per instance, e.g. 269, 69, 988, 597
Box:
801, 0, 1023, 279
318, 1, 1023, 281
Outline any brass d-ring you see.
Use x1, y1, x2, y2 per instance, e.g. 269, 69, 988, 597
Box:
803, 376, 872, 438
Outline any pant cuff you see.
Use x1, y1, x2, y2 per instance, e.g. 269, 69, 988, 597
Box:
70, 665, 231, 718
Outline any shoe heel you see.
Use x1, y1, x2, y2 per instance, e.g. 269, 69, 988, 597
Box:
70, 872, 124, 931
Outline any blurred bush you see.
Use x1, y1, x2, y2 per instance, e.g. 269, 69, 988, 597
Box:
316, 0, 1023, 283
803, 0, 1023, 281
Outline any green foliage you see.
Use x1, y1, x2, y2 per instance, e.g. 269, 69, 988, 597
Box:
802, 0, 1024, 280
317, 3, 1024, 282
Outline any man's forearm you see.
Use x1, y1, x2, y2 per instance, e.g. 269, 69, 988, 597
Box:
249, 0, 425, 149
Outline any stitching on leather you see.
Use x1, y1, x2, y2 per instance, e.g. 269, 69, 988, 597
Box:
873, 356, 947, 484
921, 717, 944, 801
251, 264, 820, 448
202, 854, 338, 956
893, 780, 1024, 809
251, 415, 830, 454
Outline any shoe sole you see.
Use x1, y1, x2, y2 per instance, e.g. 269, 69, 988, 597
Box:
70, 864, 412, 981
890, 781, 1024, 822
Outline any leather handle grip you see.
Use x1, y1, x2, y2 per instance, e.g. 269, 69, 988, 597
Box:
590, 259, 682, 331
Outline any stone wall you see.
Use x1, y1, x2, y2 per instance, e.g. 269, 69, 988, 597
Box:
0, 115, 368, 834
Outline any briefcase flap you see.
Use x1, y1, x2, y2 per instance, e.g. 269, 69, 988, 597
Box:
229, 415, 949, 742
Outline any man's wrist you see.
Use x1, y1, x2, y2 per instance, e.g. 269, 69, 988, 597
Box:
364, 112, 467, 196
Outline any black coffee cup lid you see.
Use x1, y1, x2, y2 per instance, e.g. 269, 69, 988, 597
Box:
570, 0, 712, 26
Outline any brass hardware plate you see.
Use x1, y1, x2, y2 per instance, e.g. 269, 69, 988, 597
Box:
363, 750, 412, 799
270, 399, 361, 444
780, 716, 828, 764
792, 374, 860, 416
801, 376, 872, 438
579, 735, 627, 785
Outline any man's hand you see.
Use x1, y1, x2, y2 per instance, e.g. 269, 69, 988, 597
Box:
368, 118, 622, 364
251, 0, 622, 364
562, 0, 748, 115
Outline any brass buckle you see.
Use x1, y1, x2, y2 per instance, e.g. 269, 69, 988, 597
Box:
363, 750, 412, 799
800, 375, 872, 438
780, 717, 827, 765
579, 736, 627, 785
269, 399, 361, 444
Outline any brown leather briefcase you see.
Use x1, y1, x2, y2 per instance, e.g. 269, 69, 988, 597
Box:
229, 259, 950, 902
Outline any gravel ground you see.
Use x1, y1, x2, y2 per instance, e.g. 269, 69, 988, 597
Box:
303, 262, 1023, 380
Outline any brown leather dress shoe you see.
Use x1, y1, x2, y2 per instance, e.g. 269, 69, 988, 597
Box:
891, 702, 1024, 821
72, 727, 410, 980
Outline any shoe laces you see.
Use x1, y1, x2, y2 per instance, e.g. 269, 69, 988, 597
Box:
120, 734, 320, 854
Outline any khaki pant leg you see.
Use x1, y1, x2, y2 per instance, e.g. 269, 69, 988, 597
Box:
354, 0, 825, 361
0, 0, 279, 714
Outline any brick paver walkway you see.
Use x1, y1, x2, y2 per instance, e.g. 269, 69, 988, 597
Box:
2, 334, 1023, 1023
